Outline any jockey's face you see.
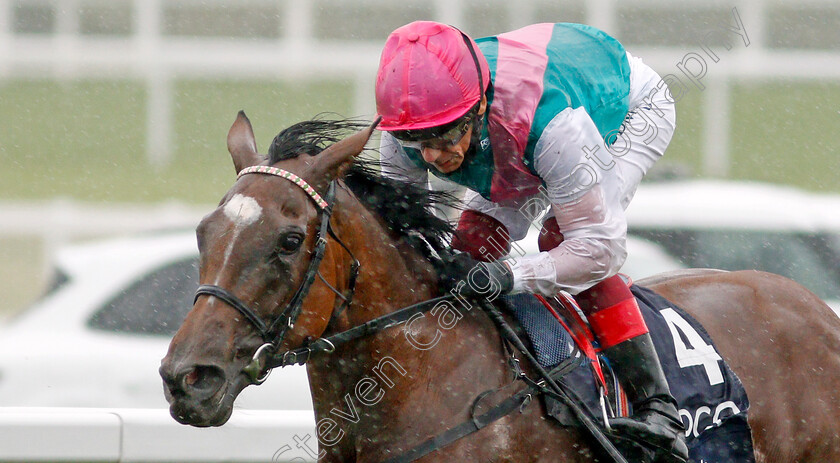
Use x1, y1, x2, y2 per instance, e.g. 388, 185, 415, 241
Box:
417, 125, 473, 173
395, 96, 487, 174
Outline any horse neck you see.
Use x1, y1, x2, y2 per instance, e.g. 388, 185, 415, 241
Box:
328, 187, 440, 326
305, 189, 513, 451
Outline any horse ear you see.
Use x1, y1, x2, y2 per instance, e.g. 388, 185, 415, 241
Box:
317, 117, 381, 181
227, 111, 263, 174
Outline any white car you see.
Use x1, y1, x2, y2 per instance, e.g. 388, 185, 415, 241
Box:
627, 180, 840, 312
0, 232, 312, 410
18, 180, 830, 410
0, 230, 681, 410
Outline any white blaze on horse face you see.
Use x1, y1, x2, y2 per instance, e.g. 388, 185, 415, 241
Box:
224, 193, 263, 226
216, 193, 263, 284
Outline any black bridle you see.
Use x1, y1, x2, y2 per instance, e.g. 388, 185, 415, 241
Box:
194, 167, 354, 384
192, 165, 629, 463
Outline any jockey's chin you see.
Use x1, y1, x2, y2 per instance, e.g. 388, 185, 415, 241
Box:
431, 152, 465, 173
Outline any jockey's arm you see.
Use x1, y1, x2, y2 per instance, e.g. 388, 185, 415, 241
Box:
508, 107, 628, 295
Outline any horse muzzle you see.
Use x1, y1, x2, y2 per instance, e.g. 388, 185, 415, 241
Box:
159, 362, 239, 427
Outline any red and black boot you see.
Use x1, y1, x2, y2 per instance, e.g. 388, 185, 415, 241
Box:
539, 217, 687, 462
578, 275, 689, 463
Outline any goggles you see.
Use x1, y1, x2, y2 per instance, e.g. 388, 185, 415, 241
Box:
391, 105, 477, 149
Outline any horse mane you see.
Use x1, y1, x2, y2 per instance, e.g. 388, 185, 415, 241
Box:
268, 117, 459, 265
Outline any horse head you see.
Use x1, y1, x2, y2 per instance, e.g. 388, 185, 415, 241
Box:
159, 111, 377, 427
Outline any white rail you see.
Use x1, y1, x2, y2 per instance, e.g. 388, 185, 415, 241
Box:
0, 407, 316, 462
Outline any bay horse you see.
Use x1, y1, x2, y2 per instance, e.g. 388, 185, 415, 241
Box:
161, 112, 840, 462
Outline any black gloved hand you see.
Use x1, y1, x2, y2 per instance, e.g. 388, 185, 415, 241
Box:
438, 252, 514, 300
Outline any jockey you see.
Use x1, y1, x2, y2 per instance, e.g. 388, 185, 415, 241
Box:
375, 21, 687, 462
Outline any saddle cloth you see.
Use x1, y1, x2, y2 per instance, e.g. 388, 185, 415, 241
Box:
501, 284, 756, 463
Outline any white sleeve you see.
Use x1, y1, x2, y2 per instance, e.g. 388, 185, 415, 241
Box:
506, 107, 628, 295
378, 132, 429, 185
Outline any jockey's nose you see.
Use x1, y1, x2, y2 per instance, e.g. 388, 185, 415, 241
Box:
421, 146, 443, 164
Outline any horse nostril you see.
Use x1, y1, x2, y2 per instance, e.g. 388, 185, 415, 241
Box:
184, 369, 200, 387
179, 365, 226, 397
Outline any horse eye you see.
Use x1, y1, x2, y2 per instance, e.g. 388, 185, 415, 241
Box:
277, 233, 304, 255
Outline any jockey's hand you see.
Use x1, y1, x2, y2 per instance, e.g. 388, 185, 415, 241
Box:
438, 252, 514, 300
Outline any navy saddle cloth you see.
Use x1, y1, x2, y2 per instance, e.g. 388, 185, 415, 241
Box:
501, 285, 756, 463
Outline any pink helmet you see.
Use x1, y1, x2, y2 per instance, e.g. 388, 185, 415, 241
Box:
375, 21, 490, 132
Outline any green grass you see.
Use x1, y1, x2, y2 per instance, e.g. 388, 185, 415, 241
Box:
0, 78, 354, 203
0, 237, 45, 316
729, 81, 840, 192
658, 88, 705, 177
2, 78, 837, 202
0, 80, 146, 201
655, 80, 840, 193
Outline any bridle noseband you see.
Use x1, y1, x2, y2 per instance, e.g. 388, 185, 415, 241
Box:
194, 165, 349, 384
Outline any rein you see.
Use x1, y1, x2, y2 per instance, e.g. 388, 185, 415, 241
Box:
272, 292, 628, 463
195, 165, 627, 463
266, 295, 454, 369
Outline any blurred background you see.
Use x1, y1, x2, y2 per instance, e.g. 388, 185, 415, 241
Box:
0, 1, 838, 460
1, 0, 839, 315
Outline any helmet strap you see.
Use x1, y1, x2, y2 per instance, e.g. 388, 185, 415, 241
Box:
457, 30, 484, 99
452, 26, 487, 155
467, 109, 484, 156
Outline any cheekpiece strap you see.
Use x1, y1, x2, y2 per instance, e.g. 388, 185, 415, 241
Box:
238, 166, 328, 210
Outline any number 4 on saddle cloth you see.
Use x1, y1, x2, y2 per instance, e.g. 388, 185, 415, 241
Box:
501, 283, 756, 463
